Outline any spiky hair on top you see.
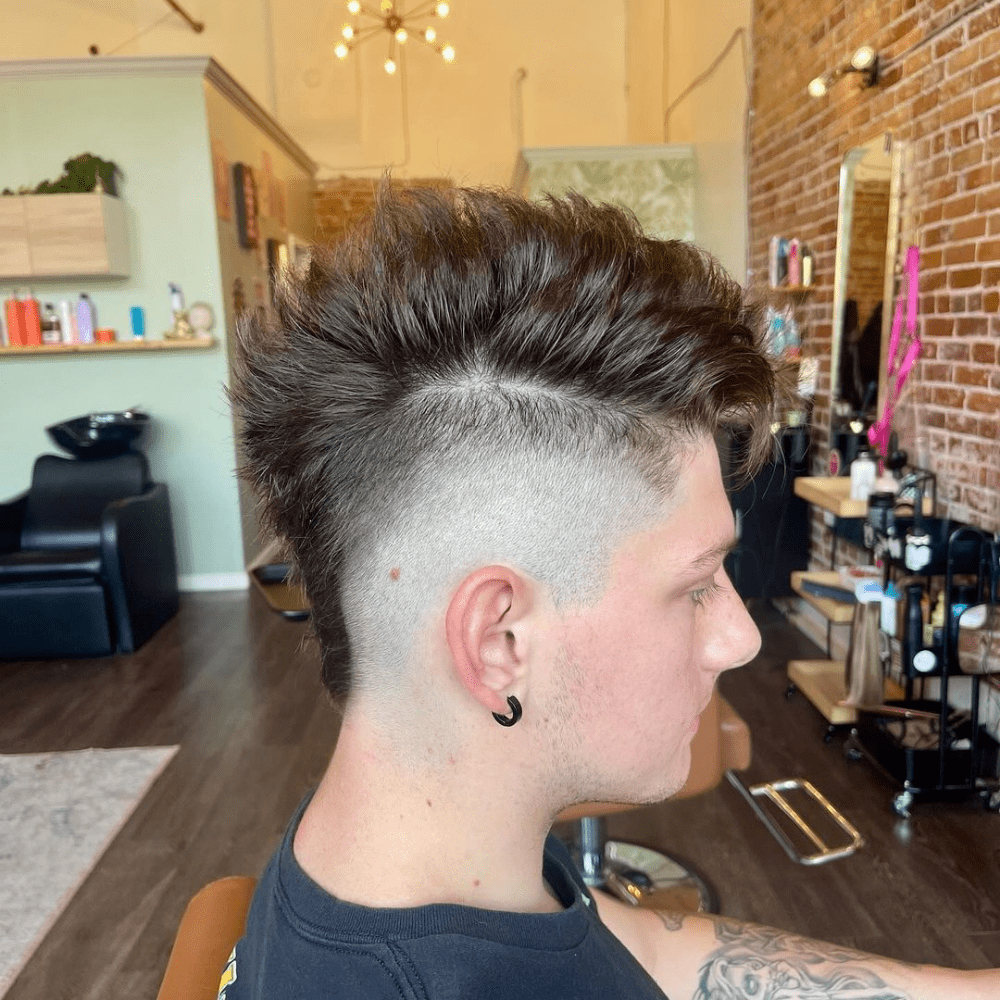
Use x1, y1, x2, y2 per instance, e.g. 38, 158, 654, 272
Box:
231, 183, 776, 699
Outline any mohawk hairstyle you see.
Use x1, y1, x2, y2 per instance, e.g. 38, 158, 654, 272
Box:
231, 184, 775, 700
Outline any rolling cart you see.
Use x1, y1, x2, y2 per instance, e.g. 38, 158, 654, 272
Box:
846, 524, 1000, 817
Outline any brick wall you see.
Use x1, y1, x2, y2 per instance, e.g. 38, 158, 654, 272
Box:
750, 0, 1000, 540
750, 1, 999, 678
314, 176, 452, 244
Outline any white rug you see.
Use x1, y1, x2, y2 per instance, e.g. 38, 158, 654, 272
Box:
0, 746, 179, 996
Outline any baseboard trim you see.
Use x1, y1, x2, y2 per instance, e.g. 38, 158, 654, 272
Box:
178, 573, 249, 593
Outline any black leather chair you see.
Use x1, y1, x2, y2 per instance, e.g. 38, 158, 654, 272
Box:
0, 451, 179, 659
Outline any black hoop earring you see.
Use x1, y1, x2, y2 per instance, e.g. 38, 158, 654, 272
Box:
492, 695, 522, 727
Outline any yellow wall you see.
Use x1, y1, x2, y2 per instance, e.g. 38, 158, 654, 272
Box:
665, 0, 752, 279
2, 3, 750, 272
1, 1, 631, 187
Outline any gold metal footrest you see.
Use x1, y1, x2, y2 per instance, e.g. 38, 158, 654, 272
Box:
726, 770, 864, 865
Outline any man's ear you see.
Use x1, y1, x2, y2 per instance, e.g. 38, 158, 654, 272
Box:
444, 565, 533, 717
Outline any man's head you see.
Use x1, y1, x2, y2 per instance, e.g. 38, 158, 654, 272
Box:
232, 185, 774, 727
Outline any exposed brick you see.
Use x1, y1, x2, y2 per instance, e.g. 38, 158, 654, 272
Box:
944, 243, 977, 264
934, 386, 967, 408
970, 7, 1000, 40
973, 78, 1000, 112
967, 391, 1000, 415
976, 186, 1000, 212
750, 1, 997, 537
938, 340, 970, 360
953, 217, 988, 239
972, 53, 1000, 86
954, 365, 991, 386
978, 240, 1000, 262
972, 341, 998, 363
951, 144, 985, 171
950, 267, 983, 288
948, 41, 982, 75
923, 361, 951, 380
957, 316, 990, 336
943, 193, 977, 218
925, 316, 955, 336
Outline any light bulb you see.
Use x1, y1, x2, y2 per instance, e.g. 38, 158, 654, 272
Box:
441, 43, 455, 62
423, 26, 437, 42
807, 76, 827, 98
435, 2, 450, 16
381, 0, 393, 11
395, 27, 408, 43
347, 0, 361, 13
851, 45, 875, 70
384, 57, 397, 74
342, 24, 355, 40
335, 42, 349, 59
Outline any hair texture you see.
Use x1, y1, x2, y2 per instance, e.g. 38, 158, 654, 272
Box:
231, 184, 776, 701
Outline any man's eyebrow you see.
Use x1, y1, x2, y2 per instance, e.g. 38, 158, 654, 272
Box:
688, 535, 740, 571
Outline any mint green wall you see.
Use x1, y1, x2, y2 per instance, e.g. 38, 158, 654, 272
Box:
0, 69, 243, 585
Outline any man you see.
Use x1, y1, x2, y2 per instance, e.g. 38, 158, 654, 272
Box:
226, 185, 997, 998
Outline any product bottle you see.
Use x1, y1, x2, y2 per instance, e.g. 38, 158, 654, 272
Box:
930, 592, 946, 646
21, 292, 42, 347
41, 304, 62, 344
802, 245, 814, 287
881, 580, 900, 637
130, 306, 145, 340
904, 582, 925, 675
788, 239, 801, 286
75, 293, 95, 344
58, 300, 77, 344
850, 448, 877, 502
4, 295, 26, 347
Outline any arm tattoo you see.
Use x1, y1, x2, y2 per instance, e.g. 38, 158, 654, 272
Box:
657, 913, 916, 1000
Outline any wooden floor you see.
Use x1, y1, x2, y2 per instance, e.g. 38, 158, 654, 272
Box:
2, 592, 999, 999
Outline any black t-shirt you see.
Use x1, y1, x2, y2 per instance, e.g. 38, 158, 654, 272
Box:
220, 796, 668, 999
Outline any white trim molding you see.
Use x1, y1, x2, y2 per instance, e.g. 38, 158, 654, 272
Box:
178, 572, 250, 593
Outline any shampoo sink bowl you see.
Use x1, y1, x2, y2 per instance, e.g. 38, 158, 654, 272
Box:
46, 410, 149, 460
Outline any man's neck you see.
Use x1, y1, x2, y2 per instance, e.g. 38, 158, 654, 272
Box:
292, 711, 564, 914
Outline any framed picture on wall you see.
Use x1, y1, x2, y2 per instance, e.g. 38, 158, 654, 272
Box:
233, 162, 260, 248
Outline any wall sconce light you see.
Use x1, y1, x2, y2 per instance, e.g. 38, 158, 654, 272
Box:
808, 46, 879, 98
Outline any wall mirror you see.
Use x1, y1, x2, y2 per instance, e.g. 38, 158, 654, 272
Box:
829, 132, 904, 432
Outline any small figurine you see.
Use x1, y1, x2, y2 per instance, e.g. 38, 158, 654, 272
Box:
164, 282, 195, 340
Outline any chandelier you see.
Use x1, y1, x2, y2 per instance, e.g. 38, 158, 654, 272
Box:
335, 1, 456, 76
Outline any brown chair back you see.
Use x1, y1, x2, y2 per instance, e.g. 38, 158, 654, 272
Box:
156, 877, 256, 1000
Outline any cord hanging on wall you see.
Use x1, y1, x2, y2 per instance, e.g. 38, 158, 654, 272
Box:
808, 46, 879, 98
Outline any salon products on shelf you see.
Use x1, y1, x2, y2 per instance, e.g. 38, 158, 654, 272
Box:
849, 448, 876, 501
75, 293, 95, 343
2, 291, 43, 346
41, 304, 61, 344
768, 235, 814, 289
58, 300, 77, 343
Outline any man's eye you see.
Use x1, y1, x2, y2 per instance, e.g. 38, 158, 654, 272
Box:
690, 582, 723, 607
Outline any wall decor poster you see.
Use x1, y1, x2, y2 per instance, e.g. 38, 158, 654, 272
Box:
211, 140, 231, 221
232, 163, 260, 248
261, 150, 275, 218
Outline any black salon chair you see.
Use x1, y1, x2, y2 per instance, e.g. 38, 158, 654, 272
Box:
0, 418, 179, 660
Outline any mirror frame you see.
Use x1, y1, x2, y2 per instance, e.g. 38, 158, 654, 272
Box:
829, 131, 905, 423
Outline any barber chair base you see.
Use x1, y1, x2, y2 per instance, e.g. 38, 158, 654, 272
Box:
603, 839, 718, 913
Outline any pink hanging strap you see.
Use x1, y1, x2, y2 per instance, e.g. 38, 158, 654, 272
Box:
868, 246, 921, 457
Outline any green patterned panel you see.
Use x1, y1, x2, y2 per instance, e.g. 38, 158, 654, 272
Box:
526, 152, 694, 241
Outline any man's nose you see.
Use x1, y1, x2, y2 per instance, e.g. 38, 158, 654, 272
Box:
709, 572, 762, 674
